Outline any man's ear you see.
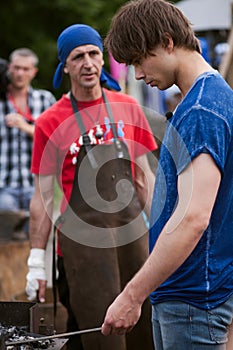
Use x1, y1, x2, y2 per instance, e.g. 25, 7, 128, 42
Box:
32, 67, 38, 79
64, 65, 68, 74
161, 33, 174, 52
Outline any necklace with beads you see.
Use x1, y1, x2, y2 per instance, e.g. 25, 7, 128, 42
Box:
73, 92, 104, 140
70, 89, 124, 166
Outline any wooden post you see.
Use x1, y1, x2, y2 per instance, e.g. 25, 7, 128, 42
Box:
219, 26, 233, 88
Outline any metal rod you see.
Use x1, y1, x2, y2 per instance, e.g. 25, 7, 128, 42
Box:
5, 327, 102, 346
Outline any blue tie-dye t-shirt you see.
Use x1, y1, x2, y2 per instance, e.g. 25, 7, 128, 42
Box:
149, 71, 233, 310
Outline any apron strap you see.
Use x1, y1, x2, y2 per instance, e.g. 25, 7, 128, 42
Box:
52, 215, 65, 319
102, 90, 124, 159
52, 221, 57, 318
70, 92, 98, 169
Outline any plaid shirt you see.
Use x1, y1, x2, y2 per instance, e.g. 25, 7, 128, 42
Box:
0, 86, 56, 188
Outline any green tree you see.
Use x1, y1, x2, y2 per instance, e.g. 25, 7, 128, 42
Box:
0, 0, 128, 96
0, 0, 181, 97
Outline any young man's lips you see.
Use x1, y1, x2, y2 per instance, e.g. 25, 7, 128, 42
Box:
147, 80, 157, 87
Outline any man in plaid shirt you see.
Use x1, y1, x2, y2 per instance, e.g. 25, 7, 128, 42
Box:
0, 48, 56, 233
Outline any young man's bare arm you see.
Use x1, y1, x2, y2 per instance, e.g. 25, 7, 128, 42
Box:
102, 153, 221, 335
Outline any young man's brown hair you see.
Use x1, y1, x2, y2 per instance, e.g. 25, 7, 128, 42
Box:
105, 0, 201, 65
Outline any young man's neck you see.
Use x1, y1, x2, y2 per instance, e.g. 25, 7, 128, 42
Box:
175, 50, 214, 97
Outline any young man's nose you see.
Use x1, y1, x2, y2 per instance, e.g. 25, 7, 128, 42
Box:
134, 66, 145, 80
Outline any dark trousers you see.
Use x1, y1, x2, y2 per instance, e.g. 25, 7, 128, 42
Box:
57, 256, 84, 350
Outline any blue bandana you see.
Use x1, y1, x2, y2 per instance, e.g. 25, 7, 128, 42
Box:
53, 24, 121, 91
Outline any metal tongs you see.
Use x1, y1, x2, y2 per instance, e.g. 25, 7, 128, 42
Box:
5, 327, 102, 346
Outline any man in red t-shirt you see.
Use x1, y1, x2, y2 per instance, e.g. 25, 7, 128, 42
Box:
26, 24, 157, 350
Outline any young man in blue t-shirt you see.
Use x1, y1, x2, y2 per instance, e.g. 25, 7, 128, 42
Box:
102, 0, 233, 348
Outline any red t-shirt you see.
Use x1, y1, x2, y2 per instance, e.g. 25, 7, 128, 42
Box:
31, 88, 157, 213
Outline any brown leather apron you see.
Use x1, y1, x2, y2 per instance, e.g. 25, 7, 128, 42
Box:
58, 92, 154, 350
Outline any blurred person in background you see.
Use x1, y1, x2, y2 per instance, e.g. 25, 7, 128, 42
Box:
0, 48, 56, 237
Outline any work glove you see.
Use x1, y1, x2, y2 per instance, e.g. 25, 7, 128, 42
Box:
26, 248, 47, 301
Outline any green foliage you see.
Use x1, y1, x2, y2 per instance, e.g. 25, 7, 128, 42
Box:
0, 0, 128, 98
0, 0, 181, 98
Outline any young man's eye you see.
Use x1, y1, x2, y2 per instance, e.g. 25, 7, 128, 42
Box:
132, 57, 142, 66
133, 60, 140, 66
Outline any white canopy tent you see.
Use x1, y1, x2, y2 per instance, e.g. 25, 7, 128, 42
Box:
176, 0, 233, 31
176, 0, 233, 89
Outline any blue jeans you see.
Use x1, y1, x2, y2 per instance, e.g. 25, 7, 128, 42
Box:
152, 294, 233, 350
0, 187, 34, 211
0, 187, 34, 233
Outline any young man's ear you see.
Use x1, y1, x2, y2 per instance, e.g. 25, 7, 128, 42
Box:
161, 33, 174, 52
